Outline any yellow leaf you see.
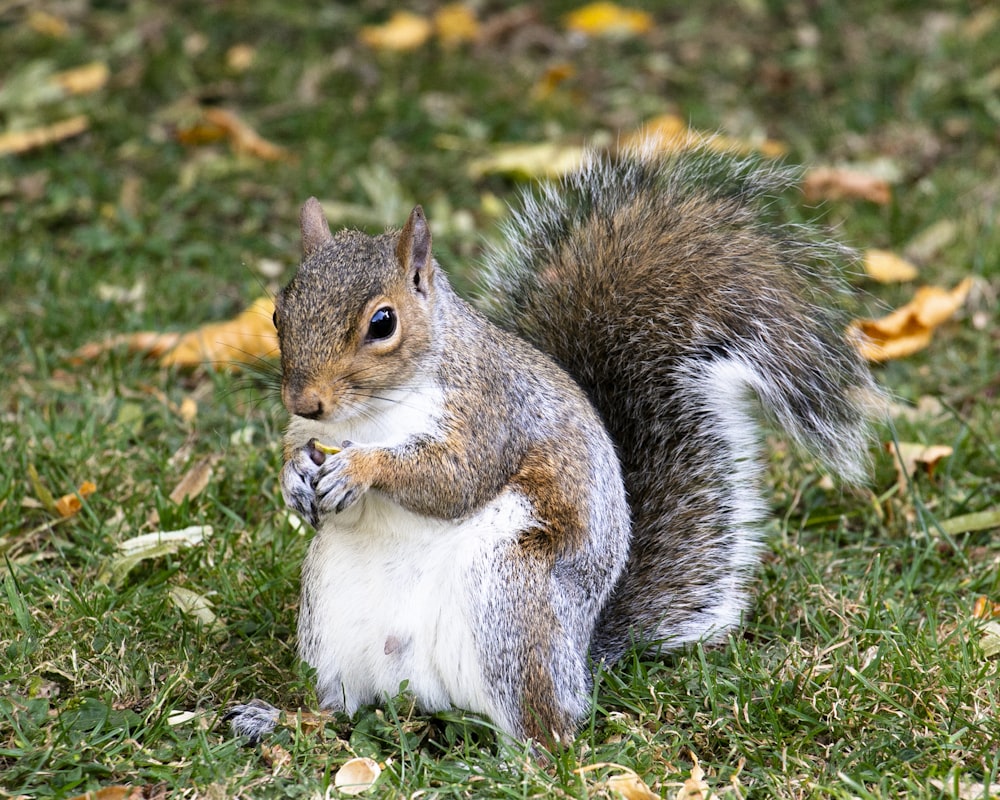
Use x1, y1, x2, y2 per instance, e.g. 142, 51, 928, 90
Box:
27, 10, 69, 37
532, 63, 577, 100
848, 278, 972, 361
226, 44, 256, 72
564, 2, 654, 37
675, 756, 711, 800
467, 142, 588, 180
159, 296, 279, 369
0, 115, 89, 157
625, 113, 787, 158
200, 107, 291, 161
54, 481, 97, 518
973, 596, 1000, 621
51, 62, 109, 95
802, 166, 892, 204
434, 4, 479, 47
863, 249, 919, 283
360, 11, 433, 51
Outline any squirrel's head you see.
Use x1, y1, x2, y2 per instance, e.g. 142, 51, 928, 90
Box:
274, 199, 437, 422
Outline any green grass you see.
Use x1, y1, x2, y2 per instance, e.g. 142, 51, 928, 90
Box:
2, 1, 998, 797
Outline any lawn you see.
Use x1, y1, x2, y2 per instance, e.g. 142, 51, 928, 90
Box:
1, 1, 998, 798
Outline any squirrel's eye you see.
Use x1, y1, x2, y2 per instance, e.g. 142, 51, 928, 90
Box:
272, 310, 278, 329
367, 307, 397, 340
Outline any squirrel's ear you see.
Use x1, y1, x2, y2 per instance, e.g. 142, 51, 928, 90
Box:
300, 197, 332, 257
397, 205, 434, 295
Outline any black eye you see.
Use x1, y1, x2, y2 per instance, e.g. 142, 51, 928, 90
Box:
367, 307, 396, 340
272, 310, 278, 329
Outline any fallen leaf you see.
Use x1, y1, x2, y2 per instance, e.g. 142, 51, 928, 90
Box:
66, 788, 145, 800
51, 62, 109, 95
848, 278, 973, 361
226, 44, 256, 72
863, 249, 919, 283
334, 757, 381, 795
624, 113, 787, 158
940, 510, 1000, 537
467, 142, 588, 180
0, 115, 89, 156
973, 596, 1000, 620
564, 2, 654, 37
200, 107, 291, 161
169, 455, 218, 504
802, 166, 892, 204
261, 743, 293, 774
159, 296, 278, 368
360, 11, 433, 51
168, 586, 219, 629
27, 10, 69, 37
979, 621, 1000, 659
887, 442, 954, 490
607, 771, 658, 799
930, 776, 1000, 800
675, 756, 711, 800
100, 525, 211, 586
54, 481, 97, 518
434, 4, 480, 47
75, 298, 279, 370
532, 63, 577, 100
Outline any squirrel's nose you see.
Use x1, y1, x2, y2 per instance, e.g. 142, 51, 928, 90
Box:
283, 386, 325, 420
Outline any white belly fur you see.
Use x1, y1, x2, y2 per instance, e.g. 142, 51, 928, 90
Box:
299, 483, 532, 729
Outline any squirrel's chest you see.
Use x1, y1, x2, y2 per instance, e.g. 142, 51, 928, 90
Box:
297, 488, 532, 718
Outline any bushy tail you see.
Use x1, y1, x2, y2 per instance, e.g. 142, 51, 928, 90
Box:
478, 146, 882, 662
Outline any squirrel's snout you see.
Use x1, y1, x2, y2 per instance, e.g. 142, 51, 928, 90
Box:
283, 384, 327, 420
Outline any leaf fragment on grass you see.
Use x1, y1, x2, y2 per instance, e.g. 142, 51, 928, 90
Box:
607, 771, 659, 799
51, 62, 109, 95
169, 455, 219, 505
564, 2, 654, 37
334, 757, 381, 795
848, 278, 973, 361
940, 510, 1000, 537
0, 114, 89, 156
360, 11, 433, 51
863, 249, 919, 283
973, 596, 1000, 620
434, 4, 480, 47
54, 481, 97, 518
978, 621, 1000, 659
929, 776, 1000, 800
802, 165, 892, 204
467, 142, 588, 180
168, 586, 220, 629
199, 107, 292, 161
66, 787, 146, 800
887, 441, 953, 489
101, 525, 211, 586
674, 755, 711, 800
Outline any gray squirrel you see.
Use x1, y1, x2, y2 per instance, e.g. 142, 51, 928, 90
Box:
225, 145, 880, 746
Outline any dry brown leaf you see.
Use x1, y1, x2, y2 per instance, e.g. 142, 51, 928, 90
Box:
0, 115, 89, 156
434, 4, 480, 47
200, 108, 291, 161
334, 757, 381, 795
625, 113, 787, 158
848, 278, 972, 361
54, 481, 97, 518
564, 2, 654, 37
863, 249, 919, 283
159, 296, 278, 368
360, 11, 433, 51
169, 455, 218, 505
261, 742, 292, 773
888, 442, 954, 490
532, 63, 577, 100
51, 62, 109, 95
802, 166, 892, 204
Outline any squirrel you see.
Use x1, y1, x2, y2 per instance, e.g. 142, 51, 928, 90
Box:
225, 145, 881, 746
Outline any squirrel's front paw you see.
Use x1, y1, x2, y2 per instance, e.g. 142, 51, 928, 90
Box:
280, 446, 323, 527
314, 444, 373, 515
224, 698, 281, 744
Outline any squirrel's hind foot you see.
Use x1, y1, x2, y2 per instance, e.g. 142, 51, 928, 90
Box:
224, 698, 281, 744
